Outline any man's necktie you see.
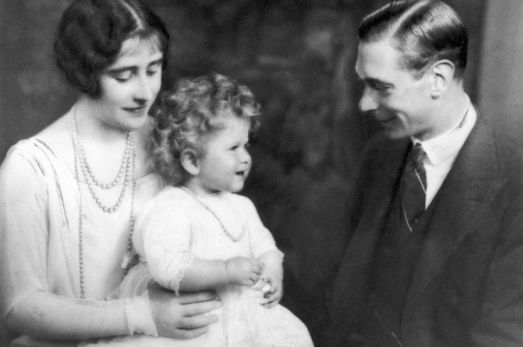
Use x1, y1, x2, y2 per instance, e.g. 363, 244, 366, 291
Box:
400, 142, 427, 232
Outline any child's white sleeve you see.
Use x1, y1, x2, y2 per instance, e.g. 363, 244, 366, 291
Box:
133, 191, 195, 295
240, 196, 284, 259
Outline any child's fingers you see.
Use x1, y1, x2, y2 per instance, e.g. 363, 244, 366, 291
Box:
268, 282, 278, 293
263, 278, 281, 295
260, 294, 280, 308
261, 287, 281, 305
249, 274, 260, 284
254, 261, 263, 274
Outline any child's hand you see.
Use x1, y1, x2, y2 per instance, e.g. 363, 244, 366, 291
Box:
256, 250, 284, 308
259, 272, 283, 308
225, 256, 262, 286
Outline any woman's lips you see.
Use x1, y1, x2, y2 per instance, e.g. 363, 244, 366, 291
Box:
123, 105, 147, 112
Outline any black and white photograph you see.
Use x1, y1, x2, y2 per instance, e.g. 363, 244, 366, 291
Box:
1, 0, 522, 346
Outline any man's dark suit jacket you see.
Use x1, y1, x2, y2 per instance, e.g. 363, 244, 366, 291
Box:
323, 116, 523, 347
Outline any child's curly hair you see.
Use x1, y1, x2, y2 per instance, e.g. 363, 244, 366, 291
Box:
149, 73, 261, 185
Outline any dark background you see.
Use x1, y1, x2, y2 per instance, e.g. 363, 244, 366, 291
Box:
0, 0, 503, 344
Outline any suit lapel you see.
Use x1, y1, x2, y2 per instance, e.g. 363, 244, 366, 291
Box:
351, 137, 410, 270
357, 138, 408, 250
404, 117, 506, 316
332, 138, 410, 325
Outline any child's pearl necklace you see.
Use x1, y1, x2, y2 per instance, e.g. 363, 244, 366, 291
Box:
181, 187, 245, 242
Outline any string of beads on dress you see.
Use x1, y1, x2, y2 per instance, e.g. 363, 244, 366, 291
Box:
181, 187, 246, 242
72, 110, 134, 213
70, 109, 137, 298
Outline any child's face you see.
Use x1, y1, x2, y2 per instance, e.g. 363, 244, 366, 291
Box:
194, 116, 252, 194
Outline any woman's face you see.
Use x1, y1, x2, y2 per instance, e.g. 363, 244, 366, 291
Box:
91, 35, 164, 132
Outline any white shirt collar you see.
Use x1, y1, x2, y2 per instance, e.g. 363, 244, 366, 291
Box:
413, 99, 477, 167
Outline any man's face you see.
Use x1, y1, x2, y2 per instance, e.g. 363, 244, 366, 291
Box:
355, 39, 435, 140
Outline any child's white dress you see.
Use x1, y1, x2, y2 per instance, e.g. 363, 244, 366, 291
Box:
96, 186, 313, 347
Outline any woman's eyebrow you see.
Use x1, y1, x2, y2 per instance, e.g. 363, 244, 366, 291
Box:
106, 58, 163, 74
148, 58, 163, 67
106, 66, 136, 74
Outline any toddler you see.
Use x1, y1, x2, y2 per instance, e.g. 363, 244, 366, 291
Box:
102, 73, 313, 347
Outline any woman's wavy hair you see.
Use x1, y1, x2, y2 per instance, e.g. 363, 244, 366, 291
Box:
359, 0, 468, 79
149, 73, 261, 186
54, 0, 169, 98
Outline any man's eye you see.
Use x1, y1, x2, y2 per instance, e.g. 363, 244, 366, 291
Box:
372, 83, 390, 91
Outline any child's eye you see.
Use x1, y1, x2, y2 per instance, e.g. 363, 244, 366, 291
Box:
146, 68, 159, 77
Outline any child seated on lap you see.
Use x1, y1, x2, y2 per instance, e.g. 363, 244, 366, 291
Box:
98, 73, 313, 347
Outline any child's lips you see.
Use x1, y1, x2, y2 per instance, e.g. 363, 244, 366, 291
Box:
236, 169, 249, 177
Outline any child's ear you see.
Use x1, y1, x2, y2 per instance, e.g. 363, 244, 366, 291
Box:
180, 149, 200, 176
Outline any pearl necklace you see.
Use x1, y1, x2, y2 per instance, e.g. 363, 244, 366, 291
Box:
79, 132, 132, 190
70, 113, 137, 299
72, 112, 133, 214
181, 187, 245, 242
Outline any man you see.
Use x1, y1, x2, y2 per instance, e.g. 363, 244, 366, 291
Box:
324, 1, 523, 346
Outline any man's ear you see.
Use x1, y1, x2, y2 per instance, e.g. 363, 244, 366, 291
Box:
180, 149, 200, 176
430, 59, 455, 99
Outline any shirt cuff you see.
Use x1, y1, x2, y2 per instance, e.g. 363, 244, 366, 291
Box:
124, 290, 158, 337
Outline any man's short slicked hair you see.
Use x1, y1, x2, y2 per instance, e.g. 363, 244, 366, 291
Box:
359, 0, 468, 79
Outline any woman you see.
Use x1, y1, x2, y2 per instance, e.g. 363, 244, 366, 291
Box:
0, 0, 219, 346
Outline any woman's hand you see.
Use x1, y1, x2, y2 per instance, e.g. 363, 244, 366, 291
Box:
148, 284, 221, 339
225, 256, 262, 286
